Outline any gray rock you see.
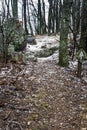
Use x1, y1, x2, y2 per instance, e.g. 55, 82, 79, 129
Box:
27, 36, 37, 45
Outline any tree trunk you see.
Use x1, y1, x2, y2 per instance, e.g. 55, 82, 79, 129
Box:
79, 0, 87, 52
5, 0, 10, 19
56, 0, 59, 33
12, 0, 18, 19
77, 61, 82, 78
37, 0, 42, 34
42, 0, 46, 34
59, 0, 70, 67
23, 0, 28, 34
27, 0, 33, 35
77, 0, 87, 78
71, 0, 81, 60
48, 0, 52, 35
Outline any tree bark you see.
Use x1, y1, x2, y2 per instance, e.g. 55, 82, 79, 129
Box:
12, 0, 18, 19
59, 0, 70, 67
77, 0, 87, 78
23, 0, 28, 34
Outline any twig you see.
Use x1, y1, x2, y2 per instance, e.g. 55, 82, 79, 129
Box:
4, 111, 11, 121
6, 120, 23, 130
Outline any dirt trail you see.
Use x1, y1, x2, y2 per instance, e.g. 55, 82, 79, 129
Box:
0, 61, 87, 130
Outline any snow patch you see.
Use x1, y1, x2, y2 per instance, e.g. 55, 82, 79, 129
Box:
26, 35, 60, 62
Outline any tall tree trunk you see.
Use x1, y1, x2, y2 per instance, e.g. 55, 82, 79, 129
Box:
71, 0, 81, 60
48, 0, 52, 35
23, 0, 28, 34
59, 0, 70, 67
12, 0, 18, 19
55, 0, 59, 33
42, 0, 46, 34
52, 0, 55, 33
27, 0, 33, 35
77, 0, 87, 78
37, 0, 42, 34
79, 0, 87, 52
5, 0, 10, 19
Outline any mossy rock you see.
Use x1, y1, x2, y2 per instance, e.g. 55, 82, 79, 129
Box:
36, 47, 58, 58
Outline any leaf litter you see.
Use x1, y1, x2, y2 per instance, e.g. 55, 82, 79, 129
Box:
0, 35, 87, 130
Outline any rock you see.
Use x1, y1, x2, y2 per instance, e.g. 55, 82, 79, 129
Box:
27, 36, 37, 45
41, 44, 47, 49
35, 47, 58, 58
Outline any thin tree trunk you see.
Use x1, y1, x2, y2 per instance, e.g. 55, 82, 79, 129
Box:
56, 0, 59, 33
42, 0, 46, 34
71, 0, 81, 60
27, 0, 33, 35
12, 0, 18, 19
37, 0, 42, 34
48, 0, 52, 35
23, 0, 28, 34
77, 61, 82, 78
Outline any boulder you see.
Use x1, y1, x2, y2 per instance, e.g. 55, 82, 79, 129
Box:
27, 36, 36, 45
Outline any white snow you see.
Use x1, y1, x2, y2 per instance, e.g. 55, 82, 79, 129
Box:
26, 35, 59, 62
26, 35, 59, 52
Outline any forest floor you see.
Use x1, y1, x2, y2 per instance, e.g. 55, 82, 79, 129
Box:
0, 35, 87, 130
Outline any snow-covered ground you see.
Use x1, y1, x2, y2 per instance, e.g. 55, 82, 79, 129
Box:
26, 35, 60, 62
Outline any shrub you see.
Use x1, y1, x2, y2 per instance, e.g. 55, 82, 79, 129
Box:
0, 18, 27, 63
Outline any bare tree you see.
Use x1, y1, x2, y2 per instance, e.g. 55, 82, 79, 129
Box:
22, 0, 28, 34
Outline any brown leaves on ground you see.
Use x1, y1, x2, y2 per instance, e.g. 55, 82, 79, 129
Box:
0, 61, 87, 130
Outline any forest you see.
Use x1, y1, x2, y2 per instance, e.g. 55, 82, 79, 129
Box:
0, 0, 87, 130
